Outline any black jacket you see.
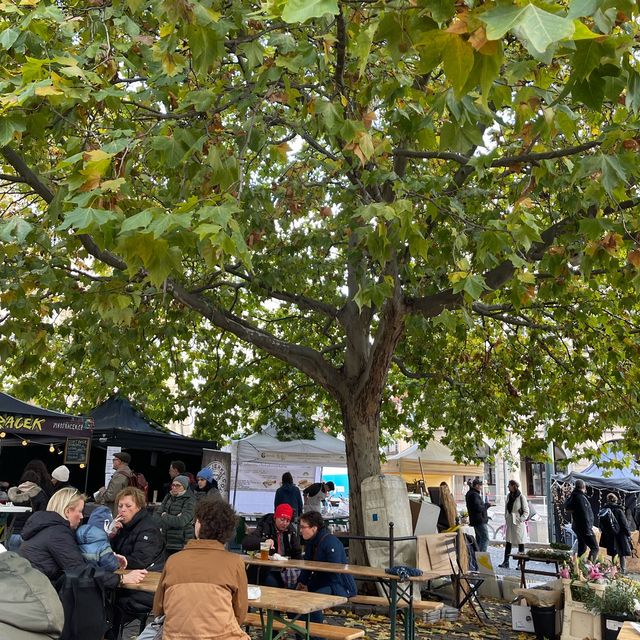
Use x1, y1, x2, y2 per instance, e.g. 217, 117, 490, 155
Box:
599, 503, 632, 557
242, 513, 302, 559
111, 509, 165, 571
565, 488, 594, 536
465, 487, 488, 526
19, 510, 119, 589
274, 483, 303, 518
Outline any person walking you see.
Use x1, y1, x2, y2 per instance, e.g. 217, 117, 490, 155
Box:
157, 475, 196, 555
564, 479, 598, 561
599, 493, 632, 573
94, 452, 133, 516
274, 472, 303, 519
302, 481, 334, 514
465, 479, 489, 552
499, 480, 529, 568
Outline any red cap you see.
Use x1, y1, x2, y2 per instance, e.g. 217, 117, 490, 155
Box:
274, 504, 294, 520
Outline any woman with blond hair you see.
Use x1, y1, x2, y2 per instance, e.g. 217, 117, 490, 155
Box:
19, 487, 146, 588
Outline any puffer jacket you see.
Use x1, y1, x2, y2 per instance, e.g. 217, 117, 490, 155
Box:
110, 508, 165, 570
153, 539, 249, 640
299, 527, 356, 596
193, 482, 221, 502
0, 550, 64, 640
75, 506, 119, 571
157, 491, 196, 551
19, 511, 119, 589
8, 482, 48, 534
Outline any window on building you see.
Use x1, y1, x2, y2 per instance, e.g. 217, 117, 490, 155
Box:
524, 458, 545, 496
484, 460, 496, 486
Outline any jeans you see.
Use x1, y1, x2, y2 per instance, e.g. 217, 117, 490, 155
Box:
473, 524, 489, 552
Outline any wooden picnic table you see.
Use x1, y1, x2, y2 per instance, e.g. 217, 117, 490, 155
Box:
242, 554, 440, 640
511, 553, 561, 588
117, 571, 347, 640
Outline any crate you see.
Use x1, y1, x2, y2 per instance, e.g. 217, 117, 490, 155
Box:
560, 579, 605, 640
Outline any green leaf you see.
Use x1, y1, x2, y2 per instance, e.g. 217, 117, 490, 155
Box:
442, 35, 474, 97
281, 0, 339, 23
120, 209, 154, 234
568, 0, 598, 19
0, 217, 33, 243
150, 135, 188, 169
0, 27, 19, 50
58, 208, 119, 232
480, 4, 575, 53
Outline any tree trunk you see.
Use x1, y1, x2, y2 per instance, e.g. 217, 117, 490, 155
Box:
341, 399, 381, 566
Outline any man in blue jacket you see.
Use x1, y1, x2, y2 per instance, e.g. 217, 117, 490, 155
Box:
296, 510, 356, 636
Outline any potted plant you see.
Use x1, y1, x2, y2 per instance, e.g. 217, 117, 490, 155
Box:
560, 553, 619, 602
582, 578, 640, 640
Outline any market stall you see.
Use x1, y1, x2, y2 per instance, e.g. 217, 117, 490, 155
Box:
0, 391, 94, 487
225, 424, 347, 515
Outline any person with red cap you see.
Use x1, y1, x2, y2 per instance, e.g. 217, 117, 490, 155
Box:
242, 503, 302, 588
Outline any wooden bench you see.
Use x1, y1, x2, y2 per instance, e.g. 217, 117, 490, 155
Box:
244, 611, 365, 639
348, 594, 443, 611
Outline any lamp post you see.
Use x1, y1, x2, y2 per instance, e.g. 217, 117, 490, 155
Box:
545, 439, 556, 543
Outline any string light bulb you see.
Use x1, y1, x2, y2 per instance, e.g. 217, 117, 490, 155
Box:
21, 439, 28, 446
0, 431, 5, 438
49, 444, 55, 453
79, 463, 85, 469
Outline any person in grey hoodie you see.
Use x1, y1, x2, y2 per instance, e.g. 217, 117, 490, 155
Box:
7, 470, 48, 551
0, 542, 64, 640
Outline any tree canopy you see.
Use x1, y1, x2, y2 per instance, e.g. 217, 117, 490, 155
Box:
2, 0, 640, 541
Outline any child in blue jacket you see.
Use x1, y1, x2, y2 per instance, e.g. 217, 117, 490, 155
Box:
76, 506, 120, 571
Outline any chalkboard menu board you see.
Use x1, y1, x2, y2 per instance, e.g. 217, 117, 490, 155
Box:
64, 437, 90, 465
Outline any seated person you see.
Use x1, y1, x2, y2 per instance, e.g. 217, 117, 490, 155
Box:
0, 542, 65, 640
242, 503, 301, 587
152, 497, 250, 640
296, 511, 356, 627
76, 505, 120, 571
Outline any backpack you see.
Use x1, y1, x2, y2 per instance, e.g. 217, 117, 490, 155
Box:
598, 507, 620, 534
56, 565, 109, 640
124, 470, 149, 500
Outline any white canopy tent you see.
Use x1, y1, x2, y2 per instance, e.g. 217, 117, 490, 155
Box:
382, 441, 483, 477
225, 425, 347, 513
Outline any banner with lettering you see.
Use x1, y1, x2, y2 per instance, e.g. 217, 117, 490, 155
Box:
0, 413, 93, 437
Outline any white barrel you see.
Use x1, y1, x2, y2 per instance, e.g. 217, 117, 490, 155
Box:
361, 474, 415, 568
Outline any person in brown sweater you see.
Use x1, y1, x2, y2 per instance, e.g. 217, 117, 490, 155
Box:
152, 497, 249, 640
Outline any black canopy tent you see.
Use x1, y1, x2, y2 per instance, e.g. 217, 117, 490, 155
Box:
0, 391, 94, 488
88, 395, 219, 500
552, 442, 640, 542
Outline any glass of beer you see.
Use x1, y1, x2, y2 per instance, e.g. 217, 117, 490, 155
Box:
260, 541, 270, 560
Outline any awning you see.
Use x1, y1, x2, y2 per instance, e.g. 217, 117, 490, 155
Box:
381, 442, 484, 477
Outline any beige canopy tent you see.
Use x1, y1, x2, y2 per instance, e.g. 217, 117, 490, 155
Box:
381, 442, 484, 485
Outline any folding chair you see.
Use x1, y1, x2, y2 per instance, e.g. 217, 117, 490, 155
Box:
443, 534, 489, 623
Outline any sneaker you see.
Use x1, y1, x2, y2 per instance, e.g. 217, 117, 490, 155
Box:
498, 561, 509, 569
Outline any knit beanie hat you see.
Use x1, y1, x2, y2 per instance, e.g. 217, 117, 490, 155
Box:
274, 503, 294, 520
52, 465, 70, 482
173, 475, 190, 490
197, 467, 214, 483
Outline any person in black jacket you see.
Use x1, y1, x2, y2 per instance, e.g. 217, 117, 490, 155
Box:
109, 487, 165, 631
465, 478, 489, 552
564, 479, 598, 561
274, 472, 303, 519
7, 470, 48, 551
242, 503, 302, 587
599, 493, 632, 572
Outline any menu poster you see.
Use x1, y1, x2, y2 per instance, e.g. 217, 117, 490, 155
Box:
64, 437, 90, 465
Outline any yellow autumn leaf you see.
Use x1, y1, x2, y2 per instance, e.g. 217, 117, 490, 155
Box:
35, 85, 64, 96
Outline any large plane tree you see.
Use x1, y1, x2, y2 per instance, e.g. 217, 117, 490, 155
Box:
2, 0, 640, 555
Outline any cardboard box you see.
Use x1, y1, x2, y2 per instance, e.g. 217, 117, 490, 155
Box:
511, 600, 563, 634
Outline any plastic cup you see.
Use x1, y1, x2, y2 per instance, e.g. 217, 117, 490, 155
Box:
260, 541, 270, 560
